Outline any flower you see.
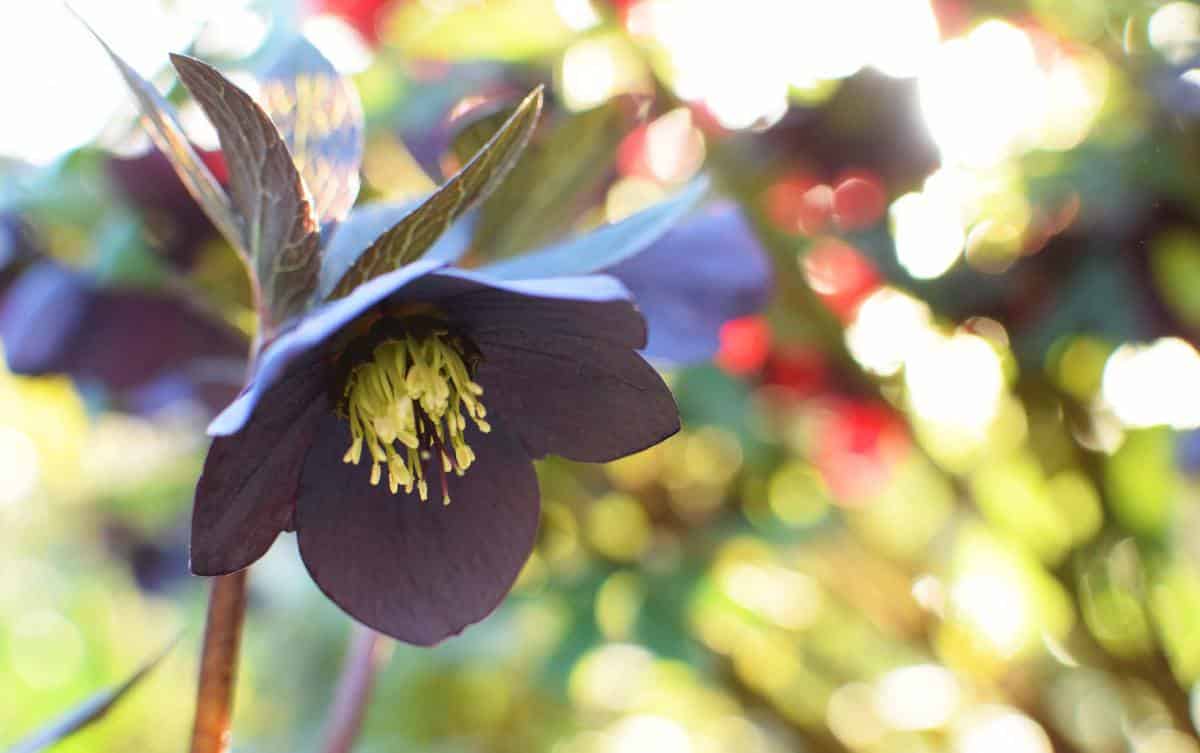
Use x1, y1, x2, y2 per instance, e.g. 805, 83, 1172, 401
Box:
196, 259, 678, 644
91, 32, 768, 644
0, 258, 247, 416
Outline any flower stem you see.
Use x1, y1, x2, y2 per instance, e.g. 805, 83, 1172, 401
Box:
320, 624, 392, 753
189, 570, 249, 753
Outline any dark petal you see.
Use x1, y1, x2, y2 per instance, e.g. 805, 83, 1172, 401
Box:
0, 262, 89, 376
317, 202, 472, 299
404, 269, 647, 348
191, 362, 328, 575
388, 269, 677, 461
609, 203, 772, 364
1, 262, 248, 414
474, 327, 679, 462
478, 177, 707, 280
295, 417, 539, 645
75, 290, 248, 394
208, 257, 445, 436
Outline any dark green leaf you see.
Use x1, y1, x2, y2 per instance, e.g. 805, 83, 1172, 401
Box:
328, 86, 544, 299
6, 640, 176, 753
74, 12, 244, 261
472, 101, 632, 261
171, 54, 322, 331
260, 37, 364, 226
480, 177, 708, 280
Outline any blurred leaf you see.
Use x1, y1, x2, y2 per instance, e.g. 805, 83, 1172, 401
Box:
171, 54, 322, 331
75, 14, 244, 262
328, 87, 543, 298
261, 37, 364, 226
1106, 428, 1179, 539
6, 639, 175, 753
472, 103, 631, 262
480, 178, 708, 279
389, 0, 575, 61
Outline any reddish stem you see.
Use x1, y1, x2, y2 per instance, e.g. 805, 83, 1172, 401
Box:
189, 570, 249, 753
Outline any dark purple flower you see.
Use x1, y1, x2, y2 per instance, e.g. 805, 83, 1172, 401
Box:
91, 31, 761, 646
0, 260, 247, 416
194, 260, 677, 644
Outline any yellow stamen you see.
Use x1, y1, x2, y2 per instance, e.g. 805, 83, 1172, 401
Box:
341, 330, 490, 502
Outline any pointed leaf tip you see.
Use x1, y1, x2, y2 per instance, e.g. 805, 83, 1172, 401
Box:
170, 53, 322, 331
6, 638, 177, 753
70, 8, 244, 261
327, 85, 545, 299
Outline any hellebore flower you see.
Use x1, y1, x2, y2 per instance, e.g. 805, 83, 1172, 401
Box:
0, 259, 247, 416
196, 260, 677, 644
93, 28, 766, 644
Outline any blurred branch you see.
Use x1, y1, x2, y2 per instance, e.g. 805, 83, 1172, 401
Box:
189, 570, 249, 753
319, 624, 393, 753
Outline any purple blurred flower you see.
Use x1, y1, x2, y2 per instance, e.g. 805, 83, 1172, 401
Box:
0, 260, 247, 416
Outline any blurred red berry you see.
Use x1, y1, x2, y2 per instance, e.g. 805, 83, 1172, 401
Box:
765, 174, 833, 236
802, 239, 882, 322
814, 399, 909, 503
832, 171, 887, 231
764, 345, 829, 399
717, 316, 771, 375
309, 0, 395, 46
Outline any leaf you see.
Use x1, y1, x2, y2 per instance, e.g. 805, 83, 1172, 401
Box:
73, 10, 244, 261
6, 639, 176, 753
260, 36, 364, 226
480, 177, 708, 280
328, 86, 544, 299
317, 201, 472, 298
448, 104, 517, 171
471, 101, 630, 261
171, 54, 322, 331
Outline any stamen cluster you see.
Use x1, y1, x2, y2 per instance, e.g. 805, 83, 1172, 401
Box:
341, 329, 490, 503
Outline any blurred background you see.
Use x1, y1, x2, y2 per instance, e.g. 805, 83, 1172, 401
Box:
6, 0, 1200, 751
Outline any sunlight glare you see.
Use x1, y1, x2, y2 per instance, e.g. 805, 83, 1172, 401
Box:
0, 426, 38, 506
1101, 338, 1200, 430
845, 287, 934, 377
905, 333, 1005, 439
890, 190, 967, 279
0, 1, 202, 165
875, 664, 961, 730
918, 21, 1045, 167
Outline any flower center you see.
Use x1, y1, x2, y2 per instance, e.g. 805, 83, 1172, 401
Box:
338, 326, 490, 503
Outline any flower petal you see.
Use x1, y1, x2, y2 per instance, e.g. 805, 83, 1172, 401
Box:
387, 268, 677, 461
474, 329, 679, 462
191, 362, 328, 575
478, 177, 707, 280
295, 417, 539, 645
208, 257, 445, 436
1, 262, 248, 414
609, 203, 772, 364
